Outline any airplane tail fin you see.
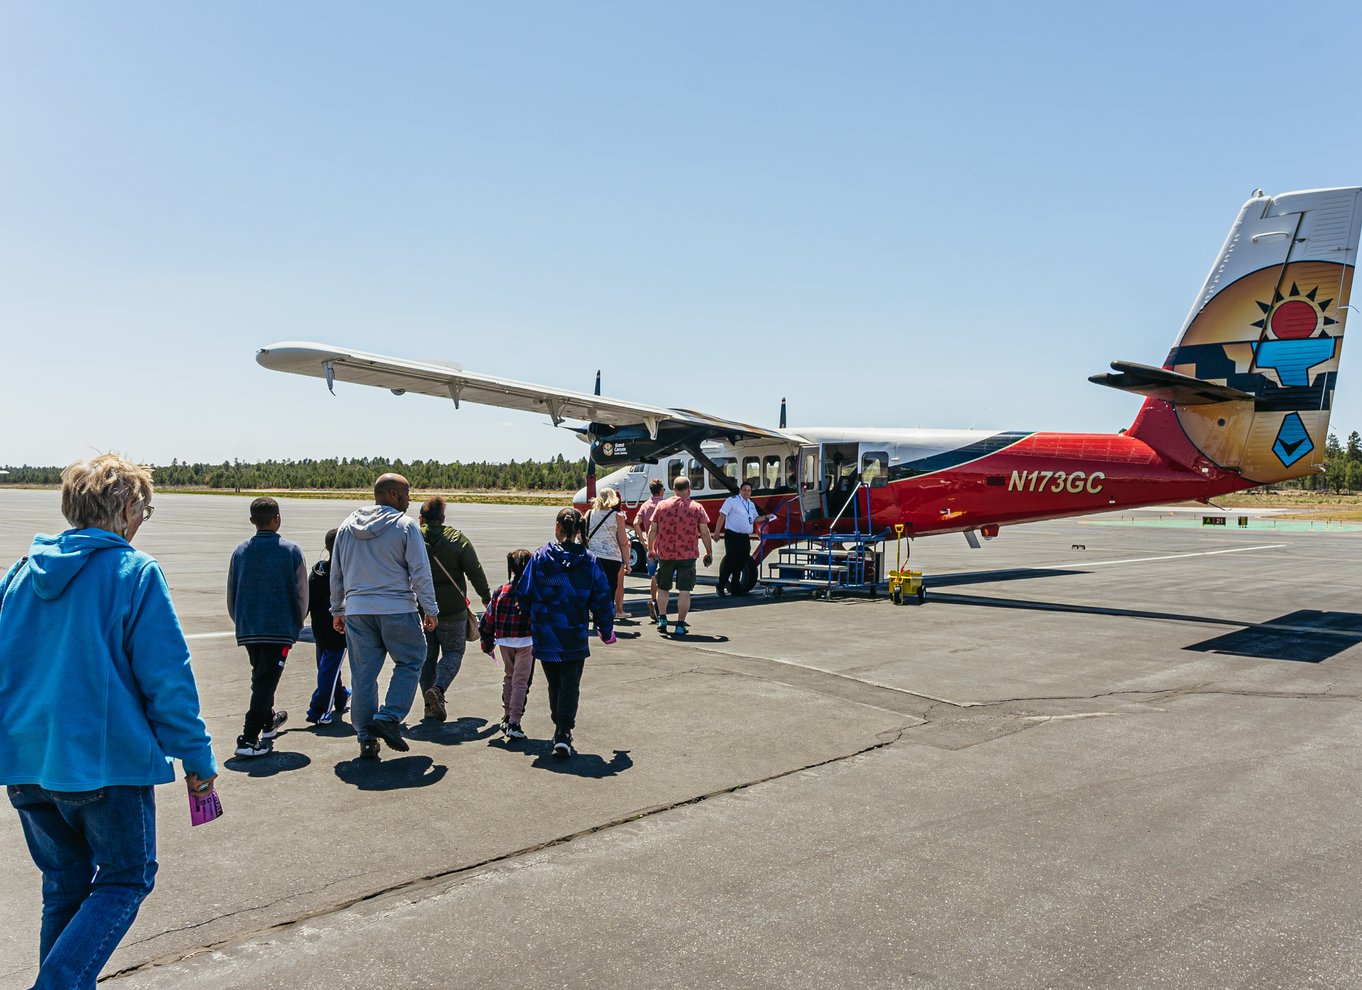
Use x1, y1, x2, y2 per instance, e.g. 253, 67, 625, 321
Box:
1095, 187, 1362, 483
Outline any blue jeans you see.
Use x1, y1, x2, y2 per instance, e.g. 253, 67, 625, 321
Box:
8, 784, 158, 990
345, 612, 426, 739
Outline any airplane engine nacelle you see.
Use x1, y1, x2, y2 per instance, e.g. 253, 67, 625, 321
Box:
589, 423, 711, 466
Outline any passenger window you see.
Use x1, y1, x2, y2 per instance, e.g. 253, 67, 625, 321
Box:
668, 459, 685, 487
763, 455, 781, 491
742, 456, 760, 487
688, 459, 703, 490
708, 457, 736, 491
802, 452, 817, 490
862, 451, 888, 488
784, 456, 797, 489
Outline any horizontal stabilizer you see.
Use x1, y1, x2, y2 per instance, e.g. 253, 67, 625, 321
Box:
1089, 361, 1256, 406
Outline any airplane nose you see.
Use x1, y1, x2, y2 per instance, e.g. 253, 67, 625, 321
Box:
572, 487, 588, 508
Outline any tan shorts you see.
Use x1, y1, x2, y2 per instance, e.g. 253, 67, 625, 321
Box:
655, 558, 697, 592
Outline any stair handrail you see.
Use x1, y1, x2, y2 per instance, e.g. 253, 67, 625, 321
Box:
826, 478, 866, 533
755, 494, 803, 565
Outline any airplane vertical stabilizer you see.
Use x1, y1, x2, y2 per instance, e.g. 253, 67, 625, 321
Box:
1126, 187, 1362, 483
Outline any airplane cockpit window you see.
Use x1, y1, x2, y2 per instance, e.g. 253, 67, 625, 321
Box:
862, 451, 888, 488
708, 457, 736, 491
688, 459, 703, 490
629, 464, 647, 473
668, 459, 685, 487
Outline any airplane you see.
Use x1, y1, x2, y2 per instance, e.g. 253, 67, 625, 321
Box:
257, 186, 1361, 583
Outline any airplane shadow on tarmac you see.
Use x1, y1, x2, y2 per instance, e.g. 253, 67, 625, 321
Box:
334, 754, 448, 791
929, 584, 1362, 664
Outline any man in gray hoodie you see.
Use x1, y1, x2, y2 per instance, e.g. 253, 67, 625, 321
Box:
330, 473, 438, 759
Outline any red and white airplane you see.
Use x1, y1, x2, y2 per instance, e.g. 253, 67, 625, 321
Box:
258, 187, 1360, 557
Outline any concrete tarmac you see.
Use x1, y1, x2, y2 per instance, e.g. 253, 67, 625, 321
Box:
1, 489, 1360, 989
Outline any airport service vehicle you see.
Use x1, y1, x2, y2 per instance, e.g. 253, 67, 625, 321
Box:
258, 187, 1361, 582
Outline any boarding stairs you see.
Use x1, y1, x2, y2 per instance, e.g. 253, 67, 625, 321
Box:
757, 481, 891, 598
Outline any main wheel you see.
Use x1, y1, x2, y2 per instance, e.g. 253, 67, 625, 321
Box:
736, 558, 758, 594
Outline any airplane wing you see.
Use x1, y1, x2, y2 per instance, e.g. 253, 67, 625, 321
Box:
256, 342, 789, 454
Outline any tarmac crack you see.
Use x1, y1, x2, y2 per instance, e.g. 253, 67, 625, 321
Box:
100, 724, 916, 984
897, 683, 1362, 751
116, 869, 385, 949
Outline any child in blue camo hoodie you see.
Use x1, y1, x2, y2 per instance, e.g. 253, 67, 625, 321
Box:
517, 507, 615, 757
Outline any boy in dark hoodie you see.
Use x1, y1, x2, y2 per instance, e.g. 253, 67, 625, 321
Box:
305, 528, 350, 725
517, 507, 615, 757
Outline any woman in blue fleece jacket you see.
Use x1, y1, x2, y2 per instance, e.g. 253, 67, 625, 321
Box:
517, 507, 615, 758
0, 454, 217, 990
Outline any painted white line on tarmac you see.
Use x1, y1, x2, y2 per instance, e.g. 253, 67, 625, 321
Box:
185, 631, 236, 640
1059, 544, 1287, 569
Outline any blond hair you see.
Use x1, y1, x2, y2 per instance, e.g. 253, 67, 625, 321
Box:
61, 454, 154, 532
593, 487, 621, 511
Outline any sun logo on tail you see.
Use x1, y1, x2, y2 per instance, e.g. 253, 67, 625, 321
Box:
1251, 283, 1336, 340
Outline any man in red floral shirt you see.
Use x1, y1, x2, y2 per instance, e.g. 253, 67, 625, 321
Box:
645, 476, 713, 635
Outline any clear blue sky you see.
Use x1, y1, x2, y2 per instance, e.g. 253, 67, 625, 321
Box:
4, 1, 1362, 468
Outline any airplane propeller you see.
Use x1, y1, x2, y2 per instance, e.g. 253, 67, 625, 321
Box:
585, 369, 601, 501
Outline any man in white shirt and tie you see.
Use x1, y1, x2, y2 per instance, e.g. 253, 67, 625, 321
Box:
714, 482, 771, 597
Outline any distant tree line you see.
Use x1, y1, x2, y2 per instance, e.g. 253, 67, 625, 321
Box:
7, 433, 1362, 493
0, 455, 590, 491
1283, 431, 1362, 493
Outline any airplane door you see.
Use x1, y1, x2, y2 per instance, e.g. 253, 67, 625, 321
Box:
798, 445, 821, 520
620, 467, 648, 505
822, 443, 860, 518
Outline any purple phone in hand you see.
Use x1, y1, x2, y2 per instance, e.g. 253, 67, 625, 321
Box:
188, 786, 224, 826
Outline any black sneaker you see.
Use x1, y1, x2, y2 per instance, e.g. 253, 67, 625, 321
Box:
261, 710, 288, 740
368, 718, 410, 752
499, 717, 509, 735
423, 686, 447, 722
506, 722, 527, 740
552, 730, 575, 758
358, 738, 380, 760
234, 735, 271, 758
